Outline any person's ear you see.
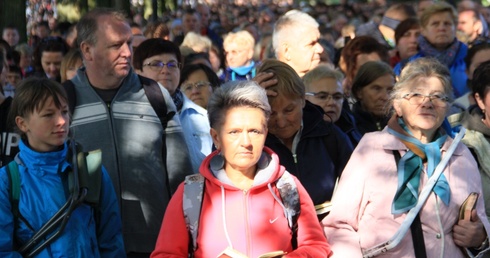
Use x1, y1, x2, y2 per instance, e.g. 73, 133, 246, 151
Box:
393, 99, 403, 117
79, 41, 93, 62
210, 128, 221, 150
15, 116, 29, 133
475, 20, 483, 35
475, 92, 486, 112
282, 43, 291, 61
247, 49, 254, 61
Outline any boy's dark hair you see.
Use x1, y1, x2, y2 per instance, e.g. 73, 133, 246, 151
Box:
8, 65, 22, 76
8, 78, 68, 137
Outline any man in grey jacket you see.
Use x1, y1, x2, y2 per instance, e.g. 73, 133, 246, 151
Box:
68, 8, 193, 257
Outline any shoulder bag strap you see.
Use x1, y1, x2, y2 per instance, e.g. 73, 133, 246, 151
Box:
363, 127, 466, 258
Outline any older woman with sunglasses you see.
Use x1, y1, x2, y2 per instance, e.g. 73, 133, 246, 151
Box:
324, 57, 490, 257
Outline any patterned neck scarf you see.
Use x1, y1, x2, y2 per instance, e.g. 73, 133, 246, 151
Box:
418, 36, 461, 67
387, 116, 450, 214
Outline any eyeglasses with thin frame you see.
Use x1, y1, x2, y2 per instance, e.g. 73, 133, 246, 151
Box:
182, 81, 212, 93
401, 92, 449, 107
143, 60, 181, 71
305, 92, 344, 102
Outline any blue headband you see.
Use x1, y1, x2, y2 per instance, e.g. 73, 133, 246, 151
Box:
381, 16, 401, 30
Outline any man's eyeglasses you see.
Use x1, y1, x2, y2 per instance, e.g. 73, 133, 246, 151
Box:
143, 60, 181, 71
401, 92, 449, 107
305, 92, 344, 102
182, 81, 212, 93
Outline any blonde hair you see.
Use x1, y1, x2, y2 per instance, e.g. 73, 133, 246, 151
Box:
303, 64, 344, 90
180, 32, 212, 53
223, 30, 255, 52
420, 2, 458, 28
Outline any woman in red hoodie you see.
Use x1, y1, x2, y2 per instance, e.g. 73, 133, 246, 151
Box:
151, 81, 331, 258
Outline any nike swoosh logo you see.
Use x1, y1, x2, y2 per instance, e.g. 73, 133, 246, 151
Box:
269, 217, 279, 224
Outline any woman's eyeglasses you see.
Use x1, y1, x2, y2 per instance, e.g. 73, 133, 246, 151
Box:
182, 81, 212, 93
401, 92, 449, 107
143, 60, 181, 71
305, 92, 344, 102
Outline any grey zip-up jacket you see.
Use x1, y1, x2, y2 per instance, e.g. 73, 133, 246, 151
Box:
69, 68, 193, 253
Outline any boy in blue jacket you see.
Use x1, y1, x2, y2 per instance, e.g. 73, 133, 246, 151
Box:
0, 77, 125, 257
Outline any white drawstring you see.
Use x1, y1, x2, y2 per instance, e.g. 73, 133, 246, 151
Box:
221, 185, 233, 248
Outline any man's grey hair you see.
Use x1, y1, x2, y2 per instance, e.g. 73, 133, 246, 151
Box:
208, 81, 271, 130
272, 10, 319, 57
77, 8, 127, 47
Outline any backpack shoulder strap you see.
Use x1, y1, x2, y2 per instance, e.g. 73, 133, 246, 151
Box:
138, 75, 176, 129
62, 80, 77, 115
7, 161, 20, 215
6, 161, 35, 232
138, 75, 176, 198
77, 148, 102, 206
276, 171, 300, 249
183, 173, 205, 253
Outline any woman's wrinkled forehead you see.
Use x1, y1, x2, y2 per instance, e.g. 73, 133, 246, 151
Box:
399, 76, 446, 93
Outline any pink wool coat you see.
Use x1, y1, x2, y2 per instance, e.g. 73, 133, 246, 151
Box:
323, 128, 490, 258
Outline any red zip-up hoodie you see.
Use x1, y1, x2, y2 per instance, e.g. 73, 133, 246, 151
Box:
151, 147, 331, 258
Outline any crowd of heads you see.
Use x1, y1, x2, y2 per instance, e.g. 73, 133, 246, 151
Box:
1, 0, 490, 134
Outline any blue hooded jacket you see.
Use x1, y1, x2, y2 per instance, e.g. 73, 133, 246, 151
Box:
0, 140, 124, 257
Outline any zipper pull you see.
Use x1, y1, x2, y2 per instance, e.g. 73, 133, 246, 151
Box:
293, 153, 298, 164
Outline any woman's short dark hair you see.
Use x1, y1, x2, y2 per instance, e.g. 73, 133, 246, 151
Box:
33, 36, 69, 73
132, 38, 182, 70
341, 36, 390, 83
394, 18, 421, 45
351, 61, 394, 101
8, 78, 68, 137
179, 63, 220, 89
472, 60, 490, 100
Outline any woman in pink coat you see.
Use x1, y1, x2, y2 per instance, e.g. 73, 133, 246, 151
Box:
152, 81, 331, 258
323, 58, 490, 257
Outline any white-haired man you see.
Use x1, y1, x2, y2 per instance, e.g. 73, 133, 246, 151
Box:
273, 10, 323, 77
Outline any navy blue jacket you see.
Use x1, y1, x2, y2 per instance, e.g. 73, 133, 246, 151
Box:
265, 101, 353, 206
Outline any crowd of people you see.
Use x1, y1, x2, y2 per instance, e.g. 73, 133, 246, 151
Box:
2, 0, 490, 257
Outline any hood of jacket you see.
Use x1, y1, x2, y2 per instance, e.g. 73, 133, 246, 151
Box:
17, 139, 71, 176
198, 146, 285, 190
461, 105, 490, 138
